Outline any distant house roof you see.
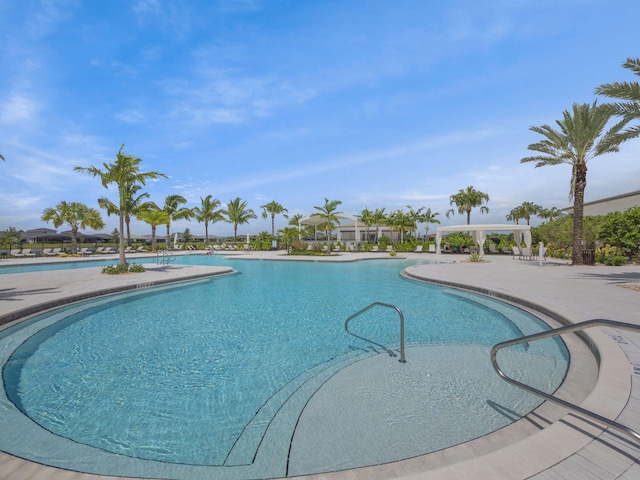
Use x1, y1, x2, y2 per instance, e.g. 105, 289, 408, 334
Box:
562, 190, 640, 216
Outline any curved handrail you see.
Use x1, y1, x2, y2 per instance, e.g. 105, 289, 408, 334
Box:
491, 318, 640, 443
156, 250, 177, 265
345, 302, 406, 363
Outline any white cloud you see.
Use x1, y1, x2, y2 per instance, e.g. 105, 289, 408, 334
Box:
0, 94, 39, 124
114, 110, 147, 124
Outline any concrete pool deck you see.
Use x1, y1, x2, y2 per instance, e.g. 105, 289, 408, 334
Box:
0, 250, 639, 479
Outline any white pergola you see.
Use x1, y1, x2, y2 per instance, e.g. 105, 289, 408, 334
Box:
299, 213, 359, 242
436, 224, 532, 256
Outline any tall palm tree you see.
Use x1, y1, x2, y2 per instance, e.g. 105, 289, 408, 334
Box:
406, 206, 425, 239
75, 145, 166, 266
595, 57, 640, 137
311, 198, 342, 242
41, 201, 105, 254
521, 102, 634, 265
370, 208, 387, 242
358, 207, 374, 243
446, 186, 490, 224
222, 197, 257, 242
192, 195, 223, 243
162, 195, 193, 247
136, 208, 169, 252
260, 200, 289, 236
419, 207, 440, 239
98, 183, 154, 246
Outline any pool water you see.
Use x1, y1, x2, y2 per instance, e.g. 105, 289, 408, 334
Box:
0, 257, 568, 479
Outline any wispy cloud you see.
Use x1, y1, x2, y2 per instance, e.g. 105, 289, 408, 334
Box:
114, 109, 147, 124
0, 93, 40, 124
25, 0, 77, 38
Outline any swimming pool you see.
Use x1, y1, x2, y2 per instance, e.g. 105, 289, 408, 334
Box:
0, 257, 569, 479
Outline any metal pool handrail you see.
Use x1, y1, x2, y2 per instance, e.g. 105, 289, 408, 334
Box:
156, 250, 176, 265
345, 302, 406, 363
491, 318, 640, 444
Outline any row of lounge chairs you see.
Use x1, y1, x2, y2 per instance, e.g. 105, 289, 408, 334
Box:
6, 246, 148, 257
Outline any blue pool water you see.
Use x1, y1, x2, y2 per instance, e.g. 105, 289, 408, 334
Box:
0, 257, 569, 478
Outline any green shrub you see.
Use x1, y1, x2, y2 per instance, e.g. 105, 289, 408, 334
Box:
102, 263, 146, 274
595, 245, 627, 266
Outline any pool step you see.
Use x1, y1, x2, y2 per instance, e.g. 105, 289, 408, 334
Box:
224, 351, 372, 472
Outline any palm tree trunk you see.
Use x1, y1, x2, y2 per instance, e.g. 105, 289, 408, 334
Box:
118, 211, 126, 266
204, 222, 209, 243
572, 162, 588, 265
71, 225, 78, 255
271, 214, 275, 236
151, 225, 157, 252
125, 215, 132, 246
166, 223, 171, 247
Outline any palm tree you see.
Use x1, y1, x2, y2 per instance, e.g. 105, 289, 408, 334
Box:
0, 226, 23, 249
521, 102, 634, 265
538, 206, 565, 222
595, 57, 640, 137
506, 207, 523, 225
288, 213, 313, 240
311, 198, 342, 242
446, 186, 490, 224
136, 208, 169, 252
192, 195, 223, 243
98, 183, 154, 246
278, 226, 299, 252
162, 195, 193, 247
359, 207, 374, 243
406, 206, 425, 239
419, 207, 440, 239
260, 200, 289, 236
370, 208, 387, 242
75, 145, 167, 266
41, 201, 105, 254
516, 201, 542, 225
222, 197, 257, 242
387, 210, 413, 243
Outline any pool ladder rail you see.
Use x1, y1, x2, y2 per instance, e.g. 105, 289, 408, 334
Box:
157, 250, 177, 265
491, 318, 640, 444
345, 302, 406, 363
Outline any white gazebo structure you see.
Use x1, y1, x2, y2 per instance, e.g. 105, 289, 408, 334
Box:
436, 224, 532, 256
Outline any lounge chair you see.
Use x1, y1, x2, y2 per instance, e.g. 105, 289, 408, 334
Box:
371, 246, 379, 252
501, 247, 512, 255
10, 249, 24, 257
511, 246, 521, 259
414, 245, 423, 253
46, 248, 62, 256
95, 246, 107, 254
428, 244, 436, 253
20, 248, 36, 257
488, 243, 498, 254
386, 245, 393, 252
78, 247, 93, 256
469, 246, 478, 254
136, 246, 146, 252
520, 247, 533, 260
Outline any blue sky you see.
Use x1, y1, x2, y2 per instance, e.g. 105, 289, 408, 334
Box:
2, 0, 640, 238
